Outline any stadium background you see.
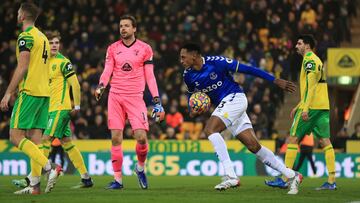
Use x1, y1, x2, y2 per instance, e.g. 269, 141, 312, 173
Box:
0, 0, 359, 179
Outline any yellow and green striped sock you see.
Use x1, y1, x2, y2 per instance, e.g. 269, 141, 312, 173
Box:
283, 143, 298, 180
18, 138, 48, 168
324, 144, 336, 184
30, 144, 43, 177
63, 142, 88, 175
42, 139, 51, 158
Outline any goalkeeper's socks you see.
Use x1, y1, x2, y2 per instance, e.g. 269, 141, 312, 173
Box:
208, 133, 237, 178
256, 146, 295, 179
114, 172, 122, 184
136, 142, 148, 167
111, 145, 123, 183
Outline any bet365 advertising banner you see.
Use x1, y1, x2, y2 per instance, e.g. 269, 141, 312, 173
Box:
0, 140, 359, 177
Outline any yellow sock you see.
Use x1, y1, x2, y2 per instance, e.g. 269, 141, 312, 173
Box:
63, 142, 87, 175
283, 143, 298, 180
18, 138, 48, 168
30, 144, 43, 177
324, 144, 336, 183
42, 139, 51, 158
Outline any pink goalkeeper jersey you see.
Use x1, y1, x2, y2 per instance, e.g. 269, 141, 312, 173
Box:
100, 39, 158, 96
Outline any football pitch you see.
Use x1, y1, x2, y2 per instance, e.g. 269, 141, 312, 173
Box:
0, 176, 359, 203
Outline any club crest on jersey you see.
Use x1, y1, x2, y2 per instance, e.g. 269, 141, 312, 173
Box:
122, 63, 132, 71
210, 72, 218, 80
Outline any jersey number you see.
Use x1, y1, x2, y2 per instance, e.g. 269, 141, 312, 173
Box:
42, 41, 48, 64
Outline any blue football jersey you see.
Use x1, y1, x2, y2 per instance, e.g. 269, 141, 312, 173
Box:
183, 56, 275, 106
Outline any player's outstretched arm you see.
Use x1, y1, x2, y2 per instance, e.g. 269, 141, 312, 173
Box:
0, 51, 30, 111
273, 78, 296, 93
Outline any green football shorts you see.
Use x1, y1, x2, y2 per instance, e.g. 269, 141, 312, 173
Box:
10, 92, 49, 130
290, 109, 330, 139
44, 110, 71, 138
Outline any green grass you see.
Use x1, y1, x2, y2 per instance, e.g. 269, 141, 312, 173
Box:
0, 176, 359, 203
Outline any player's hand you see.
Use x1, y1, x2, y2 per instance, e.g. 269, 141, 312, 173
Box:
151, 96, 165, 122
70, 106, 80, 116
189, 110, 200, 118
95, 83, 105, 101
189, 107, 205, 117
152, 104, 165, 122
274, 78, 296, 93
0, 93, 11, 112
290, 107, 297, 119
301, 111, 309, 121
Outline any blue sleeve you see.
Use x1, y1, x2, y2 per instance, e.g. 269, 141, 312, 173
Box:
212, 57, 239, 72
236, 63, 275, 82
213, 57, 275, 82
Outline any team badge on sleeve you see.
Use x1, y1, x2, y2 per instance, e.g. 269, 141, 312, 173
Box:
18, 39, 26, 48
66, 63, 73, 71
304, 60, 316, 72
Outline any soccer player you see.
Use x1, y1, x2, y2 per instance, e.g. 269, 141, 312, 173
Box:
0, 2, 61, 195
12, 30, 94, 190
180, 43, 302, 195
265, 34, 336, 190
95, 15, 165, 190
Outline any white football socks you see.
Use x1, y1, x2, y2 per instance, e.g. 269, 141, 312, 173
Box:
256, 146, 295, 179
208, 133, 237, 179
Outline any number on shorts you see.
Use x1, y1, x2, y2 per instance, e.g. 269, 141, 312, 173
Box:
218, 101, 226, 108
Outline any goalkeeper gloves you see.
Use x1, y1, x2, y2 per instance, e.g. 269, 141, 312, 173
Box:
151, 96, 165, 122
95, 83, 105, 101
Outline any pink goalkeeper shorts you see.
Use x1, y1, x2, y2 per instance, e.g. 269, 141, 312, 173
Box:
107, 92, 149, 131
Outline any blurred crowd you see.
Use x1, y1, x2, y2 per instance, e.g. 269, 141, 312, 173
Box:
0, 0, 358, 147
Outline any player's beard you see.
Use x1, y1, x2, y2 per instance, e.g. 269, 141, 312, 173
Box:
17, 22, 23, 30
121, 32, 129, 39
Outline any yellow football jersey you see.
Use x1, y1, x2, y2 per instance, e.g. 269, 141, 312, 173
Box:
298, 51, 330, 111
16, 26, 50, 96
49, 52, 76, 112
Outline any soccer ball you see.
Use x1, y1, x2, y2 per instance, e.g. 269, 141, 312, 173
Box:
189, 92, 211, 113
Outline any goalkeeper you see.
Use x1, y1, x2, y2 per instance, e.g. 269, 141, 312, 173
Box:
94, 15, 165, 190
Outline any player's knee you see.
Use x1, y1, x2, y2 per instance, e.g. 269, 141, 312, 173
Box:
9, 132, 23, 147
319, 138, 331, 148
9, 134, 18, 147
111, 136, 123, 146
288, 136, 298, 144
203, 127, 217, 137
135, 134, 147, 144
61, 137, 72, 145
42, 135, 51, 142
133, 130, 147, 144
